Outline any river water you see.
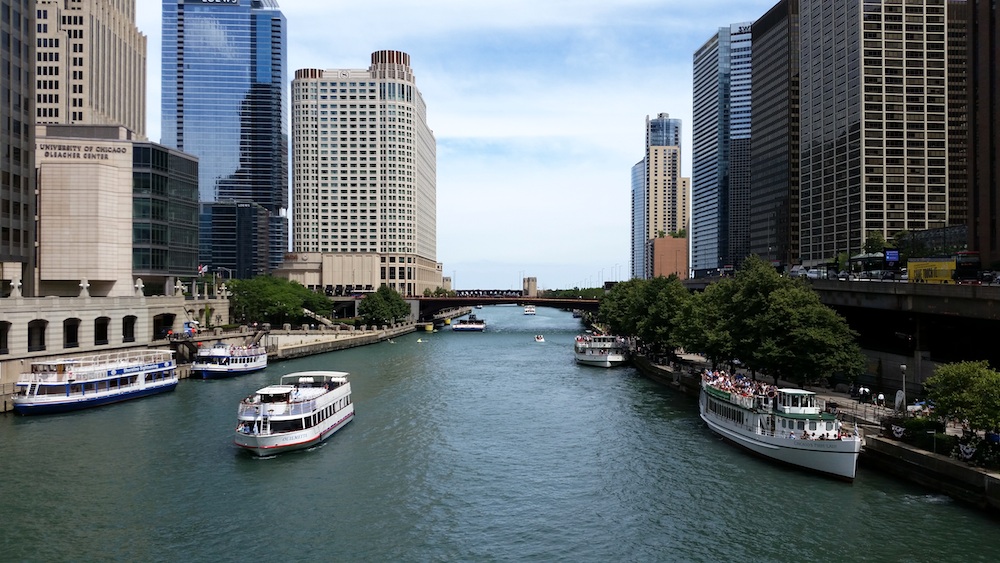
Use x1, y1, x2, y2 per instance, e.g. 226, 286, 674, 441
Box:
1, 305, 998, 562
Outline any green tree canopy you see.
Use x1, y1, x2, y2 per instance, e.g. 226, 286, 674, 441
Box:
753, 283, 865, 385
670, 255, 864, 381
925, 361, 1000, 432
597, 278, 648, 338
637, 275, 690, 359
358, 285, 411, 326
597, 276, 691, 358
226, 276, 333, 326
863, 230, 888, 255
675, 278, 736, 368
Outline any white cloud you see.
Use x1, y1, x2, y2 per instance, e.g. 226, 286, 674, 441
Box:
137, 0, 777, 289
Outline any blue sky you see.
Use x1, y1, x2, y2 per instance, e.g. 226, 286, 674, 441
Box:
137, 0, 778, 290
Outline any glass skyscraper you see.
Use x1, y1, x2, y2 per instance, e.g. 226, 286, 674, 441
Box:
160, 0, 287, 277
691, 23, 752, 276
691, 27, 731, 276
1, 0, 36, 297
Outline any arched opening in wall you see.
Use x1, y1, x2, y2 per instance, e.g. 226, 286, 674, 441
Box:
94, 317, 110, 346
28, 320, 48, 352
63, 318, 81, 348
0, 321, 10, 354
152, 313, 176, 340
123, 315, 137, 343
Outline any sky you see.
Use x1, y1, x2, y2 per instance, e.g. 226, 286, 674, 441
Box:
136, 0, 778, 291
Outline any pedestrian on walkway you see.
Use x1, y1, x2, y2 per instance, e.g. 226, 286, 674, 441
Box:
877, 392, 885, 407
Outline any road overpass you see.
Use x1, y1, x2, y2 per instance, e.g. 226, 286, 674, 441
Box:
684, 277, 1000, 366
685, 277, 1000, 320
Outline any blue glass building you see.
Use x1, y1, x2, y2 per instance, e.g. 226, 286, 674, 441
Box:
691, 24, 751, 277
630, 159, 646, 279
161, 0, 287, 278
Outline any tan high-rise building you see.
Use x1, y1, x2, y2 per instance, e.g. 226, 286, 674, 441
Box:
289, 51, 439, 297
35, 0, 146, 139
798, 0, 948, 264
631, 113, 687, 279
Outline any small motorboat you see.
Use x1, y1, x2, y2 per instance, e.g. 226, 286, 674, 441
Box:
535, 335, 545, 343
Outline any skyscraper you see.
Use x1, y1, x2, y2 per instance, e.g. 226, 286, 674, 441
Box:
691, 23, 752, 276
798, 0, 948, 264
290, 51, 439, 296
1, 0, 35, 297
966, 0, 1000, 266
749, 0, 799, 269
35, 0, 146, 138
727, 24, 753, 269
631, 114, 687, 279
161, 0, 288, 277
630, 159, 646, 280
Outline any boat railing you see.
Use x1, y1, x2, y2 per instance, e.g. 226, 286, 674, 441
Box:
19, 350, 174, 383
703, 380, 757, 410
239, 398, 318, 417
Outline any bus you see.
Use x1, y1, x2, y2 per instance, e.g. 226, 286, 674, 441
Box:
954, 251, 982, 284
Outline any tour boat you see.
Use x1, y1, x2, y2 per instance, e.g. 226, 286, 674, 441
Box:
524, 304, 536, 315
698, 371, 863, 480
574, 334, 628, 367
11, 350, 178, 415
452, 312, 487, 332
535, 334, 545, 343
234, 371, 355, 456
192, 341, 268, 379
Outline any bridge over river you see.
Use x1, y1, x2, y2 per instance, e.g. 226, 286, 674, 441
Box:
414, 295, 599, 320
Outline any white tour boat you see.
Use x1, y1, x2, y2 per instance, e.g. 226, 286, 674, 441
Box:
524, 304, 536, 315
574, 334, 628, 367
192, 341, 268, 379
452, 312, 487, 332
699, 371, 863, 480
535, 334, 545, 343
11, 350, 178, 415
234, 371, 355, 456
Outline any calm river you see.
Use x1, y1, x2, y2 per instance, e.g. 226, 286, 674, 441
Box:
1, 305, 998, 562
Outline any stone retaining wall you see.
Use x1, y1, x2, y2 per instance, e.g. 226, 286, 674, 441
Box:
862, 436, 1000, 512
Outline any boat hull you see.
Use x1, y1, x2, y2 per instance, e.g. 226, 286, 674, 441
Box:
234, 407, 355, 456
12, 381, 178, 415
194, 362, 267, 380
574, 353, 627, 368
699, 391, 861, 480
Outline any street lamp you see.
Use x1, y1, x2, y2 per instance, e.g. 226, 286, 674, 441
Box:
900, 363, 907, 414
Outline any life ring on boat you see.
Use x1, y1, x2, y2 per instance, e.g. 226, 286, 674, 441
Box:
767, 389, 777, 399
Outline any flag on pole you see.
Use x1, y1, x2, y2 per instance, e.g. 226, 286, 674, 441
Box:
198, 264, 208, 275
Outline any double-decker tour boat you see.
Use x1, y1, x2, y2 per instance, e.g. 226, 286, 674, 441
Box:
234, 371, 355, 456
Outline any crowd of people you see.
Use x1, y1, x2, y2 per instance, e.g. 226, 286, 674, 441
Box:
702, 369, 778, 399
